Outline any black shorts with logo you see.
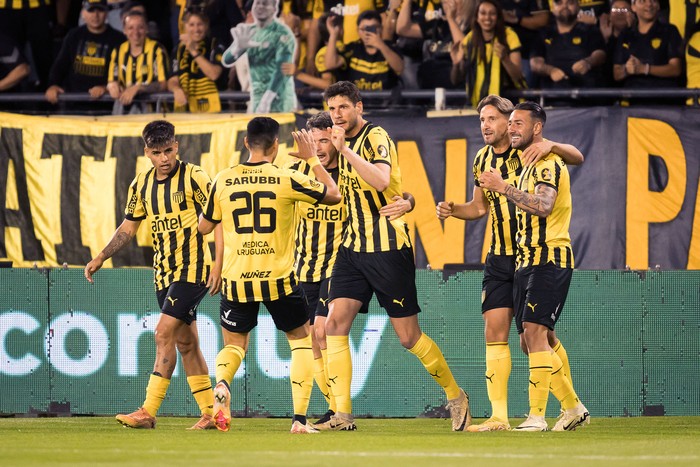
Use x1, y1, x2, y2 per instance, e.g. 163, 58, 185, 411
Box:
156, 281, 209, 325
299, 279, 331, 324
329, 246, 420, 318
513, 263, 573, 334
482, 253, 516, 313
219, 285, 309, 333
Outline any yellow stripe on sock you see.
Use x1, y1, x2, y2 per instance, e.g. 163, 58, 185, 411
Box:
187, 375, 214, 416
528, 351, 552, 417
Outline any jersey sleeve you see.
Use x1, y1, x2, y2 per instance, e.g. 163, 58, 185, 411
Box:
288, 169, 327, 205
124, 175, 146, 220
366, 128, 394, 167
190, 165, 213, 209
473, 149, 484, 187
202, 175, 222, 223
534, 156, 560, 191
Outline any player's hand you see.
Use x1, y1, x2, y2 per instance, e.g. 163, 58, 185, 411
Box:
330, 125, 346, 152
207, 267, 222, 296
84, 257, 104, 283
436, 201, 454, 220
479, 168, 506, 193
521, 139, 554, 166
231, 23, 256, 51
549, 67, 568, 82
290, 129, 316, 161
379, 195, 411, 220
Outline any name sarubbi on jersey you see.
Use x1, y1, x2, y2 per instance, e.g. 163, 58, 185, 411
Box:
225, 176, 281, 186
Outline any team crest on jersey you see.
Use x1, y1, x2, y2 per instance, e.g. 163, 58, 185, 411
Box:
309, 179, 321, 188
572, 37, 582, 45
377, 145, 389, 159
86, 42, 97, 56
172, 191, 185, 204
651, 38, 661, 49
540, 168, 552, 182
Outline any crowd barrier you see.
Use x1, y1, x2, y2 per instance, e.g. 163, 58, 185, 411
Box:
1, 268, 698, 418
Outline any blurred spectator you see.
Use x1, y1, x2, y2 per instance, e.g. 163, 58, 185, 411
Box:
107, 10, 169, 114
0, 32, 31, 100
395, 0, 460, 89
45, 0, 125, 108
667, 0, 699, 41
325, 9, 404, 90
530, 0, 606, 90
686, 22, 700, 105
451, 0, 525, 108
222, 0, 298, 113
613, 0, 683, 103
168, 6, 224, 112
0, 0, 54, 90
291, 12, 339, 90
600, 0, 633, 84
500, 0, 550, 87
327, 0, 390, 44
575, 0, 609, 25
205, 0, 246, 51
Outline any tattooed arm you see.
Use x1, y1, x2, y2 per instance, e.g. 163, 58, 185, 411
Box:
479, 168, 558, 218
84, 219, 141, 283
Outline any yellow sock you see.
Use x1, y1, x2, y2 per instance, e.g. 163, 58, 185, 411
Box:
550, 351, 580, 410
215, 345, 246, 385
552, 340, 574, 389
528, 351, 552, 417
326, 335, 352, 413
321, 348, 337, 412
187, 375, 214, 416
313, 356, 331, 404
408, 333, 460, 400
142, 373, 170, 417
289, 334, 314, 416
485, 342, 510, 421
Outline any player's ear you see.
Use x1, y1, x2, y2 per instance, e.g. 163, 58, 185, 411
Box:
356, 100, 363, 114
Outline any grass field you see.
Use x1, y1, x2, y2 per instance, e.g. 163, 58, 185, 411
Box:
1, 416, 698, 466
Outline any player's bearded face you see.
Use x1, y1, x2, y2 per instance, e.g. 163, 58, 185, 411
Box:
328, 96, 362, 135
508, 111, 534, 150
479, 105, 509, 147
146, 142, 179, 179
311, 128, 338, 169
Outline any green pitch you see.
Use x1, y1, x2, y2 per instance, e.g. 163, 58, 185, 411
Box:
1, 417, 698, 466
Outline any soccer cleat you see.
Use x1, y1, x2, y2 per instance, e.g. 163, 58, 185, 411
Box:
466, 416, 511, 432
212, 382, 232, 432
514, 414, 548, 432
326, 412, 357, 431
187, 413, 216, 430
115, 407, 156, 429
311, 409, 335, 430
552, 404, 590, 432
290, 420, 320, 434
446, 388, 472, 431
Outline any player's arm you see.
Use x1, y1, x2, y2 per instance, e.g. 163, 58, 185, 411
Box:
198, 215, 217, 235
330, 125, 391, 191
84, 219, 140, 283
378, 191, 415, 220
521, 139, 584, 166
291, 129, 341, 204
479, 168, 557, 217
206, 223, 223, 295
437, 186, 489, 220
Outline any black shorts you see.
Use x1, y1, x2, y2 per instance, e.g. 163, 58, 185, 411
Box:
329, 246, 420, 318
482, 253, 516, 313
219, 285, 309, 333
299, 279, 330, 324
156, 281, 208, 325
513, 264, 573, 334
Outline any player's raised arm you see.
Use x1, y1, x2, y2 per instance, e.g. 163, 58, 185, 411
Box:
521, 139, 584, 166
84, 219, 140, 283
437, 186, 489, 221
291, 129, 341, 204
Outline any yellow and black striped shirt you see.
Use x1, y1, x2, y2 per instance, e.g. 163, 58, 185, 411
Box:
172, 39, 223, 113
125, 161, 213, 291
473, 145, 522, 256
515, 153, 574, 269
340, 122, 411, 253
287, 160, 345, 282
203, 161, 328, 302
108, 37, 169, 87
0, 0, 49, 9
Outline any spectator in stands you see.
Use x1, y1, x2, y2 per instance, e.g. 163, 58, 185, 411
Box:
686, 22, 700, 105
613, 0, 683, 103
666, 0, 700, 41
289, 12, 338, 90
576, 0, 609, 26
168, 6, 224, 112
45, 0, 125, 108
395, 0, 459, 89
451, 0, 525, 108
325, 10, 404, 91
600, 0, 633, 84
107, 10, 169, 114
530, 0, 606, 91
500, 0, 550, 87
0, 32, 30, 99
0, 0, 54, 90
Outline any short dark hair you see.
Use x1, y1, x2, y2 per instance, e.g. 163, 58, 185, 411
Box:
246, 117, 279, 150
357, 9, 381, 26
476, 94, 514, 115
306, 112, 333, 131
142, 120, 175, 148
514, 101, 547, 126
323, 81, 362, 105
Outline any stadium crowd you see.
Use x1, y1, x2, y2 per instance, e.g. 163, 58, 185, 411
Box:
0, 0, 698, 111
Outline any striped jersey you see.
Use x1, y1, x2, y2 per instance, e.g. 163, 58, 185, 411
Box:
340, 122, 411, 253
287, 160, 345, 282
473, 145, 522, 256
0, 0, 50, 9
515, 153, 574, 269
108, 37, 169, 87
202, 161, 327, 302
124, 161, 213, 290
172, 38, 224, 113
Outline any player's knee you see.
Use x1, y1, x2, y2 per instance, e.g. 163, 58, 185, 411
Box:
176, 337, 197, 355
